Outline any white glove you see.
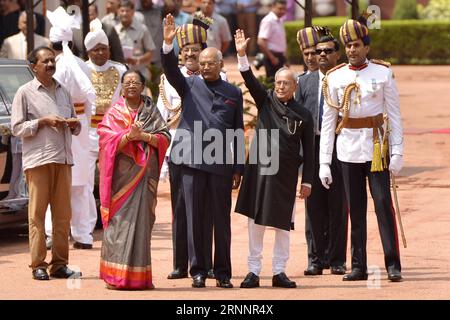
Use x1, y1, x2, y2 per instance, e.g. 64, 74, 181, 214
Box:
389, 154, 403, 176
319, 164, 332, 189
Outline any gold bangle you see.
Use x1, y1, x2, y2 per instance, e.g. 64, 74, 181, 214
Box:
125, 134, 131, 142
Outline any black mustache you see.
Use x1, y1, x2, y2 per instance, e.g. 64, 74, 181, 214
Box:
46, 66, 55, 71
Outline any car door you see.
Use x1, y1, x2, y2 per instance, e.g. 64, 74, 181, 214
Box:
0, 59, 34, 226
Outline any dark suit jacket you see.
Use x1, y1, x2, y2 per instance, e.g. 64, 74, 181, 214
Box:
102, 23, 125, 64
296, 71, 320, 134
161, 48, 244, 177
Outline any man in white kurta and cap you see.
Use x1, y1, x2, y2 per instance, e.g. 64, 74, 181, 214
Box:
84, 18, 127, 225
44, 6, 97, 250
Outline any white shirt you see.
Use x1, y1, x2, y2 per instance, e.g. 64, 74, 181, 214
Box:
317, 70, 325, 135
257, 11, 287, 54
320, 60, 403, 165
206, 12, 232, 51
54, 52, 96, 186
54, 53, 95, 112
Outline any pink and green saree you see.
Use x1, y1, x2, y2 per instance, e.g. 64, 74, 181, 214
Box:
97, 95, 169, 289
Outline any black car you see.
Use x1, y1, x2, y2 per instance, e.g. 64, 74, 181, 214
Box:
0, 59, 34, 227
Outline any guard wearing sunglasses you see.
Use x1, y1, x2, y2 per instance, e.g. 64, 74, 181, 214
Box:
295, 27, 348, 278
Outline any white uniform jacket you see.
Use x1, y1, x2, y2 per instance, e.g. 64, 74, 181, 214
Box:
319, 60, 403, 165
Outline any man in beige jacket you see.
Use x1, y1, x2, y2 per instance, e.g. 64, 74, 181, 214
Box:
0, 11, 50, 60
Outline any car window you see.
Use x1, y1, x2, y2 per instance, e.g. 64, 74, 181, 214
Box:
0, 65, 34, 116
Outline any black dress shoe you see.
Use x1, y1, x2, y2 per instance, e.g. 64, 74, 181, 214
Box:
207, 269, 215, 279
331, 266, 346, 275
192, 275, 206, 288
304, 266, 323, 276
342, 269, 368, 281
32, 268, 50, 280
387, 268, 403, 282
50, 266, 82, 279
216, 278, 233, 288
272, 272, 297, 288
240, 272, 260, 288
167, 269, 188, 279
73, 242, 93, 249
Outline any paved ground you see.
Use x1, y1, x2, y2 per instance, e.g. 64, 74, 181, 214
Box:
1, 62, 450, 300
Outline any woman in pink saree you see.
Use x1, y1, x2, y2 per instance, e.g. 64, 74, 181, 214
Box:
98, 70, 170, 290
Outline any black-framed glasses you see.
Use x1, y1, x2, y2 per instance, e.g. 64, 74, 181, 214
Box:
122, 81, 143, 88
315, 48, 336, 55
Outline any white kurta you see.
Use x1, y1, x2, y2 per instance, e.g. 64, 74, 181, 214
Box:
53, 54, 96, 186
320, 60, 403, 166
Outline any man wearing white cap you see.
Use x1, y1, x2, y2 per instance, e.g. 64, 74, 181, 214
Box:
84, 18, 127, 223
44, 6, 97, 250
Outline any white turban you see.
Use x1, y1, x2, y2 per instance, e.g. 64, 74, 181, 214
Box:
47, 6, 81, 43
84, 19, 109, 51
47, 6, 96, 105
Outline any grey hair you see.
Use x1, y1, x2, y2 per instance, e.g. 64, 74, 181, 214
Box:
215, 50, 223, 62
275, 67, 296, 82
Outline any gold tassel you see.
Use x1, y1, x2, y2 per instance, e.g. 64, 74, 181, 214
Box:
381, 137, 389, 169
371, 128, 383, 172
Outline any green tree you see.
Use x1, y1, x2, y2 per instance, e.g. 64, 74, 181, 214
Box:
393, 0, 419, 19
418, 0, 450, 20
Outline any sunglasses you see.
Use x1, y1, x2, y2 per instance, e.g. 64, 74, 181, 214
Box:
315, 48, 336, 55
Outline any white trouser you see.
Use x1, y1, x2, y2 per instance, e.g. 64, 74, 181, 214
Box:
87, 128, 99, 225
45, 184, 96, 244
247, 218, 291, 276
159, 156, 170, 182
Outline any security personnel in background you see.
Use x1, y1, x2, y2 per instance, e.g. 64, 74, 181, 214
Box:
296, 25, 331, 271
319, 16, 404, 282
296, 26, 319, 74
85, 18, 127, 233
296, 27, 348, 276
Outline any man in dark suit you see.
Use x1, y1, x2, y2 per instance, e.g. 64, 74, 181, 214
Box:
295, 27, 348, 276
296, 26, 331, 270
161, 13, 244, 289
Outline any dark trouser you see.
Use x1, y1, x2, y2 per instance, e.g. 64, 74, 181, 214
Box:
305, 136, 348, 268
169, 162, 213, 273
263, 51, 286, 81
171, 164, 232, 280
340, 161, 401, 272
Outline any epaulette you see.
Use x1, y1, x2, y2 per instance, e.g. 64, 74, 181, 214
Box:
326, 63, 346, 76
370, 59, 391, 68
